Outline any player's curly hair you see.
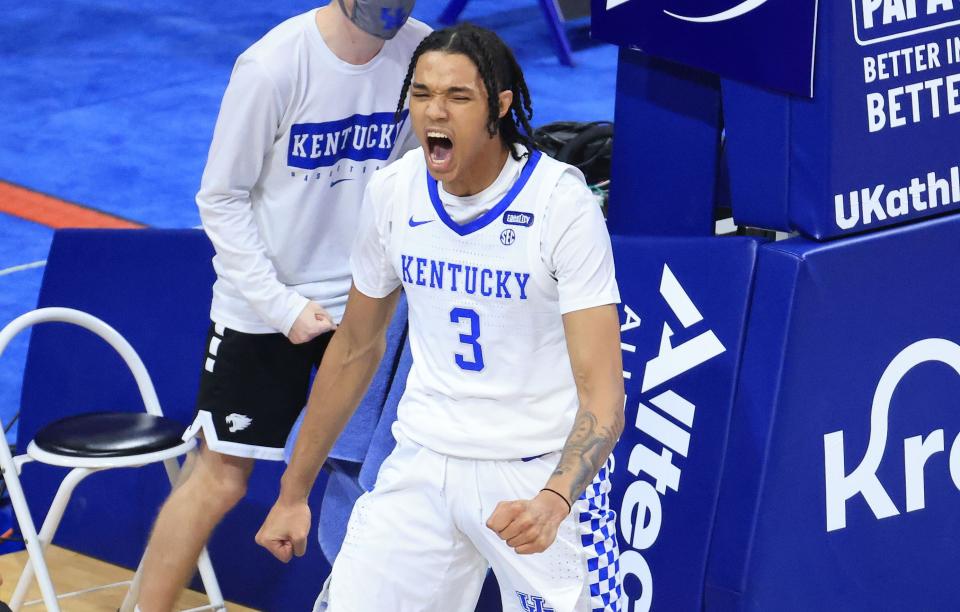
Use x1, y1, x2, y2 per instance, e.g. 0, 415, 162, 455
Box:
395, 23, 536, 161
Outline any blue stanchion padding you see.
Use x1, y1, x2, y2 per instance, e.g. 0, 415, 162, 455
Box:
17, 229, 328, 611
721, 80, 790, 232
706, 213, 960, 610
724, 2, 960, 239
607, 50, 722, 237
591, 0, 817, 96
609, 234, 760, 612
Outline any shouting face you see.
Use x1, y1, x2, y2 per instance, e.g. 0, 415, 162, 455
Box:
409, 50, 513, 196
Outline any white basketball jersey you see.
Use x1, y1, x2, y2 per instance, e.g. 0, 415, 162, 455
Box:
382, 149, 582, 459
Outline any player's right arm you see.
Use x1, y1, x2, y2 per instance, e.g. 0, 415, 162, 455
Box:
256, 171, 403, 562
256, 284, 400, 562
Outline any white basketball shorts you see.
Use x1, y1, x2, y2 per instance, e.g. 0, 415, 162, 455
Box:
314, 428, 623, 612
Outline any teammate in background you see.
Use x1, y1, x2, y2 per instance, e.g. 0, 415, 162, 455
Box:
137, 2, 428, 610
257, 23, 625, 612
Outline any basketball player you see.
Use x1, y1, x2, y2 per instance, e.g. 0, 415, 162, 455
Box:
257, 24, 625, 612
136, 3, 429, 610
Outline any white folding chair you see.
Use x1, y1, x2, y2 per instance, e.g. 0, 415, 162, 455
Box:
0, 307, 224, 611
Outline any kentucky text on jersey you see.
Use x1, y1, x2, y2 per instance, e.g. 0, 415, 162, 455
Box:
287, 110, 408, 169
401, 254, 530, 300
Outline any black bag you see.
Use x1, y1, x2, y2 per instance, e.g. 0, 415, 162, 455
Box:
532, 121, 613, 187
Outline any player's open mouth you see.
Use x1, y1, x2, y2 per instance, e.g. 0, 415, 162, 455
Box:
426, 130, 454, 173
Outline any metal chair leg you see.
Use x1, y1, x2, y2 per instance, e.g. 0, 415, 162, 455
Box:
120, 546, 223, 612
118, 557, 143, 612
10, 467, 98, 610
1, 455, 61, 611
196, 547, 225, 609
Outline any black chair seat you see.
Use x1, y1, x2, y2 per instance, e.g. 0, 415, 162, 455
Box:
33, 412, 187, 458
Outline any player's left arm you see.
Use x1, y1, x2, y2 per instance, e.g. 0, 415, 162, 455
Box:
487, 305, 624, 554
548, 304, 626, 502
487, 171, 624, 554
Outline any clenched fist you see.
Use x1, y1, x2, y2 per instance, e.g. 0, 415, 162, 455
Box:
288, 301, 336, 344
255, 499, 312, 563
486, 490, 570, 554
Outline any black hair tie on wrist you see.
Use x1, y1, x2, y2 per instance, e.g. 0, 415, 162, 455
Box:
540, 487, 572, 514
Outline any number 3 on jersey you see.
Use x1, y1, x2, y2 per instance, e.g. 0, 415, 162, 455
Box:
449, 307, 484, 371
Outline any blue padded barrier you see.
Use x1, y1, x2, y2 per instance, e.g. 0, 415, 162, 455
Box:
721, 81, 791, 233
609, 234, 760, 611
17, 229, 329, 611
724, 2, 960, 239
590, 0, 817, 97
706, 212, 960, 610
606, 50, 722, 237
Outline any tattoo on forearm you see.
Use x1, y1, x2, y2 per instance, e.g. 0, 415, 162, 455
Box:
551, 411, 621, 503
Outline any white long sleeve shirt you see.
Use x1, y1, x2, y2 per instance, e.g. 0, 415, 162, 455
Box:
197, 9, 429, 334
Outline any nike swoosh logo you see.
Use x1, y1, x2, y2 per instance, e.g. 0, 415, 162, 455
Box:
408, 217, 434, 227
330, 178, 354, 187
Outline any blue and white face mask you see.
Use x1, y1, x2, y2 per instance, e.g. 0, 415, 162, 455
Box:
338, 0, 415, 40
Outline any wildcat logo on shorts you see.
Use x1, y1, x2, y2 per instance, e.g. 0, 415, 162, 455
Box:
503, 211, 535, 227
515, 592, 554, 612
225, 413, 252, 433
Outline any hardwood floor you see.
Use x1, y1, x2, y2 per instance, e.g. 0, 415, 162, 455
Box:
0, 546, 259, 611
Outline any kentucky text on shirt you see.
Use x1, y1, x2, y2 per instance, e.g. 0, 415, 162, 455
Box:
287, 110, 408, 169
400, 254, 531, 300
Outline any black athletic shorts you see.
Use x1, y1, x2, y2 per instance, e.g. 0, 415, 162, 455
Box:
182, 322, 333, 460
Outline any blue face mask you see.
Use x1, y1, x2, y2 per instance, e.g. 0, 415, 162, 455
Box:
338, 0, 415, 40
